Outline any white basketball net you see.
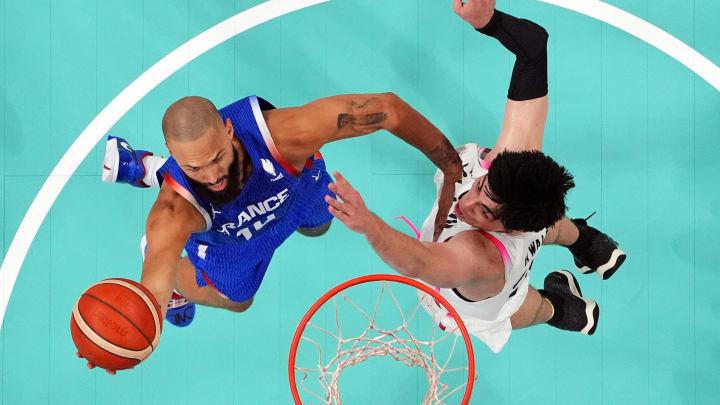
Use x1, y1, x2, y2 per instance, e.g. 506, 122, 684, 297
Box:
294, 281, 475, 404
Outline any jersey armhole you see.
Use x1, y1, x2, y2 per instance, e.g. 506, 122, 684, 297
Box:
478, 146, 492, 170
249, 95, 307, 177
162, 173, 212, 231
480, 231, 510, 265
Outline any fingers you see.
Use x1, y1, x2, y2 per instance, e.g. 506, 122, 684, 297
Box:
329, 172, 356, 200
78, 351, 116, 375
433, 217, 444, 241
78, 352, 97, 370
329, 178, 347, 197
332, 170, 346, 184
327, 205, 349, 222
325, 194, 344, 212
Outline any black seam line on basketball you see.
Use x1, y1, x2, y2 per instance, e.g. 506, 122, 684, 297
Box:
74, 316, 142, 365
72, 314, 145, 363
81, 293, 156, 351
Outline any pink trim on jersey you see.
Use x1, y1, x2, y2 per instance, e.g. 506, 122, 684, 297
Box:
162, 173, 212, 230
259, 129, 301, 177
431, 286, 454, 331
248, 95, 304, 177
200, 271, 229, 299
394, 216, 421, 240
258, 128, 316, 177
480, 232, 510, 265
478, 146, 492, 170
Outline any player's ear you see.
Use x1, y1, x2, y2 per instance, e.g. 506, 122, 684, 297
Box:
225, 118, 234, 138
165, 142, 173, 156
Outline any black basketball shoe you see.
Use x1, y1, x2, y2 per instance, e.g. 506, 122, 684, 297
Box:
569, 216, 626, 280
540, 270, 599, 335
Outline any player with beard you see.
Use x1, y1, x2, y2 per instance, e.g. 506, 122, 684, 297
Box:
98, 93, 464, 343
323, 0, 626, 353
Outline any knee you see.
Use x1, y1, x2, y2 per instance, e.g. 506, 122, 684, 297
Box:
296, 221, 332, 238
226, 296, 254, 313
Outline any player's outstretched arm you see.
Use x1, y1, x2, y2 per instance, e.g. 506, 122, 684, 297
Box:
141, 183, 207, 320
454, 0, 549, 161
266, 92, 463, 241
326, 171, 504, 292
265, 92, 461, 175
79, 184, 205, 374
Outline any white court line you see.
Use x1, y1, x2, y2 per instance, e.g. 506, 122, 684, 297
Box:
538, 0, 720, 91
1, 0, 719, 330
0, 0, 329, 329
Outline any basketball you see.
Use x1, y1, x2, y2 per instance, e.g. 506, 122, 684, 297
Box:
70, 278, 162, 371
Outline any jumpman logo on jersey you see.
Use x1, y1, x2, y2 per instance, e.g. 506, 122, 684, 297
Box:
210, 204, 222, 219
218, 222, 236, 236
312, 172, 320, 181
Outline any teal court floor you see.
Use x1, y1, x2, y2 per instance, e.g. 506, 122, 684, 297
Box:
1, 0, 719, 404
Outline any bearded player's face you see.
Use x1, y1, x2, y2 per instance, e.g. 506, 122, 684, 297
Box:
169, 119, 250, 206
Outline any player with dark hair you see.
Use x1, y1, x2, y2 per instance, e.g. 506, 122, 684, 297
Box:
325, 0, 626, 353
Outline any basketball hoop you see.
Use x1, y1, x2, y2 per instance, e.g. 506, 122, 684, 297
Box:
289, 274, 476, 404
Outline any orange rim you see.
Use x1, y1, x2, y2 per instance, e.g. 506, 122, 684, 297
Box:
288, 274, 475, 404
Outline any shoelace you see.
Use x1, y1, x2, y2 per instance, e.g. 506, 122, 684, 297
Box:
167, 297, 189, 309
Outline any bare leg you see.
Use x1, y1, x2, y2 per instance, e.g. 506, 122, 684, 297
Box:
544, 216, 579, 246
174, 257, 254, 314
510, 286, 553, 329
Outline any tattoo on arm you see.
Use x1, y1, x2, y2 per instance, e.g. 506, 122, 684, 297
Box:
336, 98, 388, 131
426, 137, 462, 175
337, 112, 387, 128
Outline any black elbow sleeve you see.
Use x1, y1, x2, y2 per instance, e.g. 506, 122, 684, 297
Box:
477, 10, 549, 101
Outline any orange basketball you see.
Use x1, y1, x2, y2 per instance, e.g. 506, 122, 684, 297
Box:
70, 278, 162, 371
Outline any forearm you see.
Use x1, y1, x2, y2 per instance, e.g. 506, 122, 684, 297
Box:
387, 95, 463, 179
140, 253, 179, 319
363, 214, 434, 278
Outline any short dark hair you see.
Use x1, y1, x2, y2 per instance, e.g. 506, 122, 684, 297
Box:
486, 150, 575, 232
162, 96, 223, 143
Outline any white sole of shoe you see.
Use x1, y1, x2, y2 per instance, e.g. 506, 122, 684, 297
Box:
557, 270, 581, 296
580, 299, 598, 335
102, 137, 119, 183
556, 270, 598, 335
596, 248, 626, 279
575, 248, 627, 279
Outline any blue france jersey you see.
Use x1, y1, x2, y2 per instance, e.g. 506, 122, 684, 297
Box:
157, 95, 334, 302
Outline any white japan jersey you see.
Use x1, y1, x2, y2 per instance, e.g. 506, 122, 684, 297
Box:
418, 143, 547, 353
